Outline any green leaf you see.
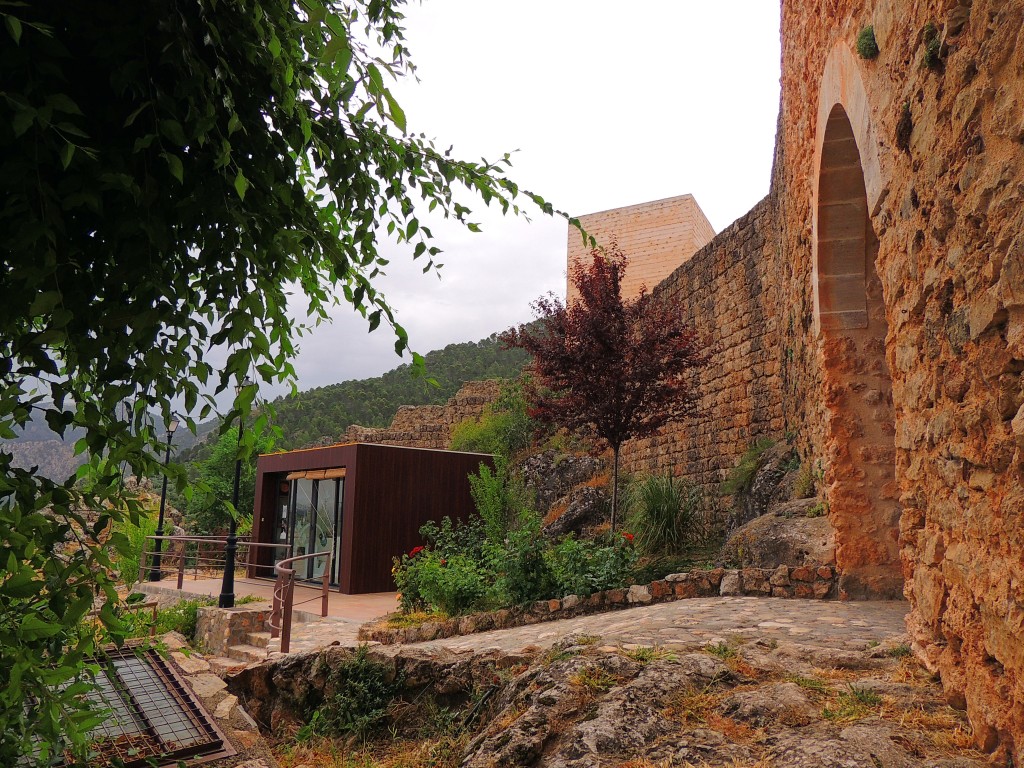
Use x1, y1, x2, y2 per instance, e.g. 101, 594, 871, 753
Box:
268, 33, 282, 58
384, 90, 406, 133
163, 152, 184, 183
60, 142, 75, 169
48, 93, 83, 115
12, 107, 34, 137
20, 614, 62, 641
159, 119, 187, 145
366, 62, 384, 93
3, 568, 42, 599
29, 291, 62, 316
5, 14, 22, 44
234, 170, 249, 200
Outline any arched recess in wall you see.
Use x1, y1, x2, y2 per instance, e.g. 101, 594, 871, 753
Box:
812, 45, 902, 599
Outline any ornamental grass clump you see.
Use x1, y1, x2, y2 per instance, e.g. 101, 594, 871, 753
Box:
624, 473, 704, 556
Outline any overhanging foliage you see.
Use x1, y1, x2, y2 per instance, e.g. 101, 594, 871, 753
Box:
0, 1, 560, 762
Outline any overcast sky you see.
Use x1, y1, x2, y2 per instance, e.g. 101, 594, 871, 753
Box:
270, 1, 782, 400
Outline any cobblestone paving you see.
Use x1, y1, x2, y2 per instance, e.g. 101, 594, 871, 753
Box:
275, 597, 908, 657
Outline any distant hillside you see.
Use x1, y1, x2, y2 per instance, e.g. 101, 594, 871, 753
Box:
4, 334, 529, 472
268, 333, 528, 449
177, 333, 529, 461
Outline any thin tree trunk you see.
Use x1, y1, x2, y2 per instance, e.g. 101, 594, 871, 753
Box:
611, 446, 620, 531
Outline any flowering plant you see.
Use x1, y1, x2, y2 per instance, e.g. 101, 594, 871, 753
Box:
409, 545, 424, 557
621, 532, 635, 542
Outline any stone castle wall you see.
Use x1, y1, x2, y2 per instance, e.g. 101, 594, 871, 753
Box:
619, 0, 1024, 757
340, 379, 501, 449
775, 0, 1024, 757
567, 194, 716, 304
618, 197, 787, 493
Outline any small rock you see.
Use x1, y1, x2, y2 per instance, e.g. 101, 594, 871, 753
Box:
721, 682, 817, 726
720, 570, 742, 596
214, 693, 238, 719
160, 631, 189, 651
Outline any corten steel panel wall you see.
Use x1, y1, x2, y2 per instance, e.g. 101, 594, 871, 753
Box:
251, 444, 491, 594
345, 444, 491, 593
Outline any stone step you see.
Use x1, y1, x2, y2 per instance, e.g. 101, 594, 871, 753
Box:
226, 643, 269, 663
207, 656, 251, 677
246, 630, 272, 648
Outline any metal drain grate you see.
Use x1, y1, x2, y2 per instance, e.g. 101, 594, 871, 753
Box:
75, 645, 234, 767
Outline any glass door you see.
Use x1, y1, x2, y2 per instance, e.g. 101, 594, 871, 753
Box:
289, 479, 315, 568
310, 480, 336, 580
332, 478, 344, 585
284, 474, 345, 585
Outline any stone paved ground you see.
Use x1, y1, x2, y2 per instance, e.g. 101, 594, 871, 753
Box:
275, 597, 909, 658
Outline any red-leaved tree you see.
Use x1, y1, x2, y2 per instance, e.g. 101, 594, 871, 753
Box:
501, 244, 706, 529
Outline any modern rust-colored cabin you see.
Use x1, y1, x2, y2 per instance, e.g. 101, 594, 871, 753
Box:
249, 443, 492, 594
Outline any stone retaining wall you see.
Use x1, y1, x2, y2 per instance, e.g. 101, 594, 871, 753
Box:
195, 605, 270, 655
359, 566, 838, 645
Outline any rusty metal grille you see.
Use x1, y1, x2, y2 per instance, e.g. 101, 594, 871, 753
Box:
73, 645, 234, 767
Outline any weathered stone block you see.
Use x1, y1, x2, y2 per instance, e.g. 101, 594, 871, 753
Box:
720, 570, 742, 596
627, 585, 652, 604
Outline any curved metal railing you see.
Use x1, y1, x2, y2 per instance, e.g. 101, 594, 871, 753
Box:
268, 550, 332, 654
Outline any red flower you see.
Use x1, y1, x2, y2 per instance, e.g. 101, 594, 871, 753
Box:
409, 546, 424, 557
622, 532, 634, 542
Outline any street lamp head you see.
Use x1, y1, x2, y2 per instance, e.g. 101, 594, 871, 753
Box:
168, 418, 179, 434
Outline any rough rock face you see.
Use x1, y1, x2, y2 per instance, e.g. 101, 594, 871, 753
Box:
733, 441, 799, 528
229, 630, 988, 767
519, 451, 606, 515
542, 485, 608, 539
721, 499, 836, 568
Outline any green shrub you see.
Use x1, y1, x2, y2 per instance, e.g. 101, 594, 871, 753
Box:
394, 515, 490, 612
302, 645, 403, 741
792, 463, 816, 499
113, 513, 159, 589
467, 458, 533, 546
488, 510, 556, 605
415, 552, 490, 616
922, 22, 941, 69
115, 596, 215, 642
720, 438, 776, 498
449, 378, 535, 461
856, 26, 879, 59
625, 473, 703, 556
545, 534, 637, 597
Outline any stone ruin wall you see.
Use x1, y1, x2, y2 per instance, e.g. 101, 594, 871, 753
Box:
623, 0, 1024, 756
340, 379, 501, 450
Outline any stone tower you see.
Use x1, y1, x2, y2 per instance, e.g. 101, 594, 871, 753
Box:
565, 194, 715, 304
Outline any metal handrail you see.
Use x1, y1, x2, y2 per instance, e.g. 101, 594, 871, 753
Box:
139, 535, 290, 588
269, 550, 332, 654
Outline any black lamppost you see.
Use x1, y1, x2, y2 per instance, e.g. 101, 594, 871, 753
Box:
149, 417, 179, 581
219, 376, 252, 608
